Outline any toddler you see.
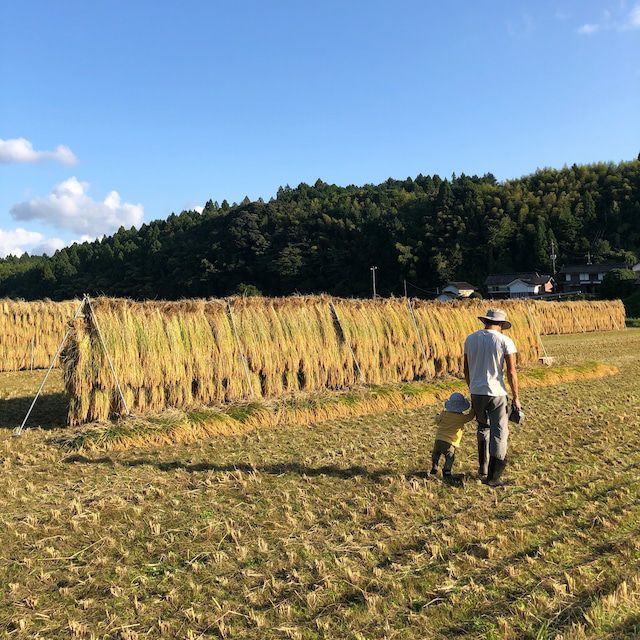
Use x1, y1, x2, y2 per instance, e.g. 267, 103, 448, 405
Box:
431, 392, 475, 478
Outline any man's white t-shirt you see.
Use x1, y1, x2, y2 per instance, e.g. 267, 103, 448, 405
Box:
464, 329, 517, 396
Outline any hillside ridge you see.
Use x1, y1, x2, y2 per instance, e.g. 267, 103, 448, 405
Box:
1, 159, 638, 300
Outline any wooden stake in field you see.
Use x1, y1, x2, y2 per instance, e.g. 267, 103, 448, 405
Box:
526, 307, 554, 366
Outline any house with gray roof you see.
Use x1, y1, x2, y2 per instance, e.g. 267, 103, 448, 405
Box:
484, 272, 554, 298
442, 281, 477, 298
558, 263, 626, 294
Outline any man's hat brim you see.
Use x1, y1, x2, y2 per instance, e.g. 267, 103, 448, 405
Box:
478, 315, 512, 329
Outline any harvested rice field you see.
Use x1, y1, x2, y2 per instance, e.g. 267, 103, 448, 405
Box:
1, 329, 640, 639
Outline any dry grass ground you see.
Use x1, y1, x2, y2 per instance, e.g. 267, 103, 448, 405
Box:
1, 329, 640, 639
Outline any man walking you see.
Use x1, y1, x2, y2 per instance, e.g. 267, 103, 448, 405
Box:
464, 308, 521, 487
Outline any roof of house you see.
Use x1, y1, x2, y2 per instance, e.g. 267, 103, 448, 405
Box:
444, 281, 476, 290
485, 272, 549, 286
519, 275, 553, 286
485, 273, 553, 287
485, 273, 535, 286
558, 263, 626, 274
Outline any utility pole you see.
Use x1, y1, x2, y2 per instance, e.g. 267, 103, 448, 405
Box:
403, 279, 408, 298
370, 266, 378, 299
550, 239, 557, 275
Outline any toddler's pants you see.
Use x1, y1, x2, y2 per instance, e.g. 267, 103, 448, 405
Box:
431, 439, 457, 473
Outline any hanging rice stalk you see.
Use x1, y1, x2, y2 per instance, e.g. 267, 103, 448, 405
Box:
61, 296, 624, 425
0, 299, 78, 372
527, 299, 626, 334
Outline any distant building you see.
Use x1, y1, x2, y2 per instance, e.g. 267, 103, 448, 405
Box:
442, 281, 476, 298
484, 273, 554, 298
558, 263, 626, 294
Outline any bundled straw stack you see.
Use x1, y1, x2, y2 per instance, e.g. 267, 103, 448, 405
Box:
63, 296, 546, 424
63, 296, 626, 425
528, 300, 626, 334
0, 296, 626, 383
0, 299, 78, 372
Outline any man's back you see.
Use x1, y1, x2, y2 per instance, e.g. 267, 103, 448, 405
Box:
464, 329, 517, 396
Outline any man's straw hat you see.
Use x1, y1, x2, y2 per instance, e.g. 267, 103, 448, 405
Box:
478, 308, 512, 330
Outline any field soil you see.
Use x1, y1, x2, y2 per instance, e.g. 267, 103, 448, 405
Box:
1, 330, 640, 639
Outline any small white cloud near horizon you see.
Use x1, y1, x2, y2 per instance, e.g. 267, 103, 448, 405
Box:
0, 228, 67, 258
578, 2, 640, 33
578, 23, 601, 34
0, 137, 78, 165
10, 177, 145, 236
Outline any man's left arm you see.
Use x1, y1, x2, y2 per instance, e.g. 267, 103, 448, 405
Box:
463, 354, 470, 388
505, 353, 521, 410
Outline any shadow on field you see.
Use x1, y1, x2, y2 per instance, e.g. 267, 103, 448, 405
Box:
63, 454, 473, 489
0, 393, 69, 430
63, 455, 397, 481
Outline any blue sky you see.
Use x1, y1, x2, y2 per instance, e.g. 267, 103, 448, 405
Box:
1, 0, 639, 256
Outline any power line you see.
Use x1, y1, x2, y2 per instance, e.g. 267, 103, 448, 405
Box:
404, 280, 440, 296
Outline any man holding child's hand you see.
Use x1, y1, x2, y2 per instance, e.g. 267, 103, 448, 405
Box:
464, 308, 521, 488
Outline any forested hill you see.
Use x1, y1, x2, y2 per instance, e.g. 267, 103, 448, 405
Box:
1, 160, 639, 300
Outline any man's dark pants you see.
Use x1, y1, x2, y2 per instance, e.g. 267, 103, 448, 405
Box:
471, 395, 509, 475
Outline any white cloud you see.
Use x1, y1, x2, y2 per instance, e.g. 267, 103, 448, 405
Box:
194, 205, 204, 214
577, 3, 640, 33
0, 137, 77, 165
33, 237, 68, 256
506, 13, 535, 37
0, 228, 67, 258
626, 3, 640, 27
10, 177, 144, 236
578, 23, 601, 34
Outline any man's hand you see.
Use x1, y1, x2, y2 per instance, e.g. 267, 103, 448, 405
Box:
512, 397, 522, 411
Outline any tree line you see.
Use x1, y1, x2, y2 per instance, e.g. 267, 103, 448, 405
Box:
1, 159, 639, 300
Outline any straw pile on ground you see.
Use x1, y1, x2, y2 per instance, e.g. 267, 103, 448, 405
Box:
61, 361, 618, 451
0, 299, 77, 372
63, 297, 545, 424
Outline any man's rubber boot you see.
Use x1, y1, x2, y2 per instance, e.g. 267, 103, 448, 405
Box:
485, 457, 507, 488
477, 438, 488, 479
482, 457, 495, 484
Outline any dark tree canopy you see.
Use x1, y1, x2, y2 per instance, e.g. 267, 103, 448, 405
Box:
1, 159, 639, 300
600, 269, 638, 300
